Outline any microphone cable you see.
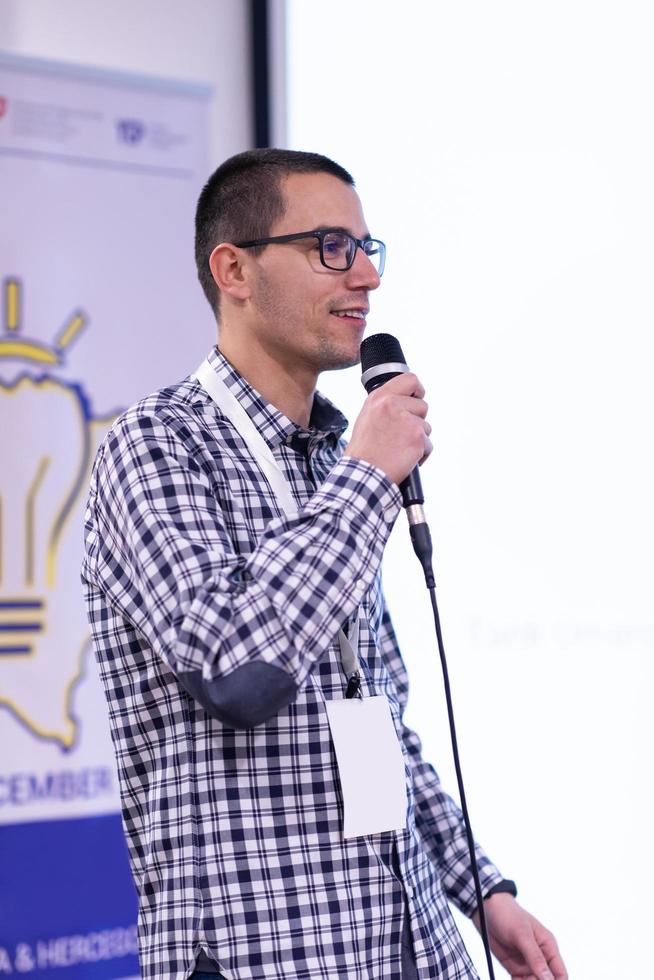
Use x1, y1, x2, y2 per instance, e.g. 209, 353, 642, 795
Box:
409, 521, 496, 980
430, 572, 496, 980
360, 333, 496, 979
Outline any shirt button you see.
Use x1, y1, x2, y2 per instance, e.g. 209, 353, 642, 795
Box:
228, 568, 252, 592
383, 507, 396, 524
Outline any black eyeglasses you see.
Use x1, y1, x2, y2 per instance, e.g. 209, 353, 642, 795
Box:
234, 228, 386, 276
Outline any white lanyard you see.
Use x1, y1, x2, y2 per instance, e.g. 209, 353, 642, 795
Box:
194, 356, 361, 693
195, 357, 408, 839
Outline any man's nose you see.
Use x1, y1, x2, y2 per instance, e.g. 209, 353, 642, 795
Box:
346, 246, 381, 291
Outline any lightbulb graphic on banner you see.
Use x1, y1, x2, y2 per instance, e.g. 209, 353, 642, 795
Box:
0, 277, 116, 749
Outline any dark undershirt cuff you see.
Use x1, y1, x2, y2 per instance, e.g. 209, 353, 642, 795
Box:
484, 878, 518, 900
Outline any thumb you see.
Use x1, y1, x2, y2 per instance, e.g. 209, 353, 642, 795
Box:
515, 934, 554, 980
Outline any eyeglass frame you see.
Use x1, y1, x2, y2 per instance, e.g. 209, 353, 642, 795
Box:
234, 228, 386, 276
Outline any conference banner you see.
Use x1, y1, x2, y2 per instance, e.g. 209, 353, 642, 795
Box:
0, 53, 211, 978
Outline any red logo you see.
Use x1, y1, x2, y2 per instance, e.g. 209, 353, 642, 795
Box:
0, 97, 7, 119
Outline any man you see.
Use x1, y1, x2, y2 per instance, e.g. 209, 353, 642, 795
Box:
82, 149, 567, 980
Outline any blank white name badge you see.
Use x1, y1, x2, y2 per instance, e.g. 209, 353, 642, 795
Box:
325, 696, 408, 838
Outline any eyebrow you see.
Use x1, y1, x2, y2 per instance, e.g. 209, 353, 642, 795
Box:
313, 224, 372, 239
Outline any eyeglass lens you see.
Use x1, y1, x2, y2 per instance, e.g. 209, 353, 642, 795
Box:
321, 232, 384, 274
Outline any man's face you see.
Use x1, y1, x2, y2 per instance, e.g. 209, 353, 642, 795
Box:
245, 171, 381, 376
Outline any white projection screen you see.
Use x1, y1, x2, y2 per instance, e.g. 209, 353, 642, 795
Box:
286, 2, 653, 978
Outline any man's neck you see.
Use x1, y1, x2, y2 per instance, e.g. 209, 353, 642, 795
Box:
217, 336, 316, 428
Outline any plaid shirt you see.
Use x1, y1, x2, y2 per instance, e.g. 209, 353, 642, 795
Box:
82, 347, 503, 980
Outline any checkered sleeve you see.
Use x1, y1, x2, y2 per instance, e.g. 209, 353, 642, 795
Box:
83, 407, 402, 728
378, 603, 505, 915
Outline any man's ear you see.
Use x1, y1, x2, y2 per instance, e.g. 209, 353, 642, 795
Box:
209, 243, 251, 301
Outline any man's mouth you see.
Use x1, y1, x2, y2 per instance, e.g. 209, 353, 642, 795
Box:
330, 309, 368, 321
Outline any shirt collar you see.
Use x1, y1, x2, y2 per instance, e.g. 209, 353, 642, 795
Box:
204, 347, 349, 450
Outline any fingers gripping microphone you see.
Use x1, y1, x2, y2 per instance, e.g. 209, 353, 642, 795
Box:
360, 333, 426, 510
360, 333, 436, 589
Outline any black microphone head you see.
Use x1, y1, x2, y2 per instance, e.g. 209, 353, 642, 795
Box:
360, 333, 409, 392
360, 332, 407, 374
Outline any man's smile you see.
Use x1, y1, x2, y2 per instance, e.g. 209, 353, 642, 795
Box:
329, 306, 369, 325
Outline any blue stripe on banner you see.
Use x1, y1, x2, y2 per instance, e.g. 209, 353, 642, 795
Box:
0, 623, 42, 631
0, 813, 139, 978
0, 145, 194, 179
0, 51, 212, 99
0, 600, 44, 609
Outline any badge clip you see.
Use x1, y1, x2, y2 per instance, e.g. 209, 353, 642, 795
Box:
345, 671, 361, 699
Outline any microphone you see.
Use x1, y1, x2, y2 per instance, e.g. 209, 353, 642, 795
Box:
360, 333, 436, 588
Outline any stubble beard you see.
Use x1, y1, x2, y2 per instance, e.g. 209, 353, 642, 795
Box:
314, 333, 361, 372
251, 270, 362, 374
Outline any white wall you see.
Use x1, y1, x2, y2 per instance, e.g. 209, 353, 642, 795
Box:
287, 3, 654, 978
0, 0, 252, 166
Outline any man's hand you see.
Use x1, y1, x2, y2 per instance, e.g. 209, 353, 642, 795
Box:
472, 894, 568, 980
343, 372, 432, 486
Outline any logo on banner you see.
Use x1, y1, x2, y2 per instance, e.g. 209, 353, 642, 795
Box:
0, 277, 118, 749
116, 118, 145, 145
0, 96, 7, 119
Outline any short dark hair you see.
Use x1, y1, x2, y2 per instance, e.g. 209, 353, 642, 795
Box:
194, 148, 354, 316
